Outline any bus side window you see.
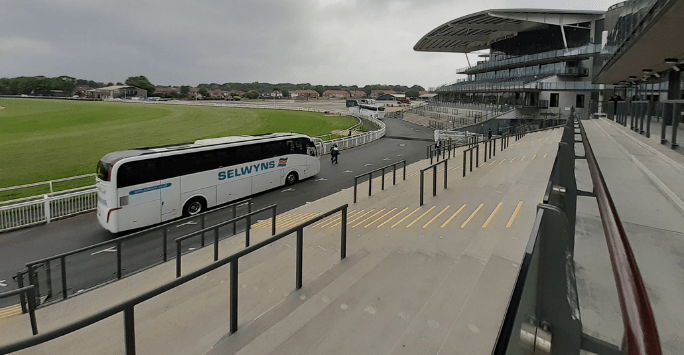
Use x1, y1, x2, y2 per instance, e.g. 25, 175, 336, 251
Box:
294, 139, 305, 154
286, 140, 295, 153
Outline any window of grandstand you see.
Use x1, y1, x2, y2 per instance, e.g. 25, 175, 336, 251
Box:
550, 93, 559, 107
576, 94, 585, 108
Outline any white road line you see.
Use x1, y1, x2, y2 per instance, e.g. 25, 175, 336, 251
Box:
0, 280, 7, 287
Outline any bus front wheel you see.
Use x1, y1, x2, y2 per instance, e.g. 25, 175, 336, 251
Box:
184, 197, 206, 217
285, 172, 298, 186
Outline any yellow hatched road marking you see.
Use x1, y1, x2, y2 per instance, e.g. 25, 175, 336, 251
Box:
441, 204, 466, 228
352, 209, 385, 228
406, 206, 436, 228
364, 208, 397, 228
290, 213, 322, 226
532, 154, 536, 160
341, 209, 375, 227
499, 160, 506, 165
490, 160, 497, 165
377, 207, 409, 228
544, 153, 548, 158
509, 157, 515, 163
460, 204, 484, 228
0, 304, 22, 319
507, 201, 524, 228
391, 207, 422, 228
423, 205, 450, 229
482, 202, 503, 228
318, 209, 361, 228
520, 156, 525, 162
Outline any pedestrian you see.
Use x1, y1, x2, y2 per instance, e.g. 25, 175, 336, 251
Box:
348, 130, 352, 137
488, 128, 492, 139
331, 144, 340, 164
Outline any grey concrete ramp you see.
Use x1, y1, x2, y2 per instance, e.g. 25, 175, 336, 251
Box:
0, 129, 563, 355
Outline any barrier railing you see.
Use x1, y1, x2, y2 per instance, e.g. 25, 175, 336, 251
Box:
0, 205, 348, 355
493, 113, 662, 355
0, 188, 97, 232
0, 285, 38, 336
175, 204, 277, 277
20, 199, 251, 307
419, 159, 448, 206
353, 161, 407, 203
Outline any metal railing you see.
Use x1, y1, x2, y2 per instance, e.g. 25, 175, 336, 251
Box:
353, 161, 407, 203
0, 188, 97, 232
0, 286, 38, 336
493, 113, 662, 354
0, 205, 349, 355
19, 200, 251, 307
175, 204, 277, 277
419, 159, 448, 206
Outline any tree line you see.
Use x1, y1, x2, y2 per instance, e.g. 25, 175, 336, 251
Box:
0, 75, 426, 98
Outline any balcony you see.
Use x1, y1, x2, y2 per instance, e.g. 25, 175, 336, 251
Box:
456, 44, 602, 74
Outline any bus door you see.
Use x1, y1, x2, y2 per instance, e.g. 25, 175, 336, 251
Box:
160, 177, 181, 222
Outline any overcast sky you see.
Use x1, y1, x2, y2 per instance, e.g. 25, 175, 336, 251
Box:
1, 0, 619, 90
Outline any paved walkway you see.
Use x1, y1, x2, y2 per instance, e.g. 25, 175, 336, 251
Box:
574, 118, 684, 355
0, 129, 562, 354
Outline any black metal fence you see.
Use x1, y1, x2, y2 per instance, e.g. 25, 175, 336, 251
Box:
175, 204, 277, 277
353, 161, 407, 203
419, 159, 449, 206
0, 205, 349, 355
19, 199, 251, 308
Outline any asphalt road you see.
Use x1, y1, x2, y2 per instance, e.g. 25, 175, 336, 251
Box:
0, 115, 435, 306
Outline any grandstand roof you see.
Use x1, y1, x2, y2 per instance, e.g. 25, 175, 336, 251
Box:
413, 9, 604, 53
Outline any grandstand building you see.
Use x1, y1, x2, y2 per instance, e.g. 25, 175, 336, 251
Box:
414, 0, 668, 122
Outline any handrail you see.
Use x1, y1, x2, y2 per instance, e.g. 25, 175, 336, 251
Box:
576, 118, 662, 355
175, 204, 277, 277
24, 199, 251, 304
419, 159, 448, 206
0, 204, 348, 355
0, 285, 38, 336
353, 161, 406, 203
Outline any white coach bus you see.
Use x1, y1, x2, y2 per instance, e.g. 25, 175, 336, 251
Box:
346, 99, 386, 119
96, 133, 321, 233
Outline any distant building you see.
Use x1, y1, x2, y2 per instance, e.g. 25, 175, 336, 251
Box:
88, 85, 147, 100
155, 86, 180, 95
291, 90, 319, 99
322, 90, 350, 99
350, 91, 367, 98
376, 93, 405, 101
370, 90, 396, 98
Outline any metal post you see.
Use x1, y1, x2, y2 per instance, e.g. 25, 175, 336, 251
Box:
27, 286, 38, 335
432, 165, 437, 197
17, 271, 26, 314
232, 205, 237, 235
420, 172, 424, 206
640, 103, 645, 133
162, 228, 168, 262
117, 239, 122, 279
403, 161, 406, 181
230, 259, 238, 334
484, 140, 487, 162
214, 228, 219, 261
60, 257, 67, 300
341, 206, 347, 259
381, 168, 385, 191
200, 215, 205, 247
672, 103, 680, 148
470, 148, 473, 172
176, 241, 182, 278
296, 228, 303, 290
444, 160, 448, 190
368, 173, 372, 197
476, 145, 480, 168
392, 165, 396, 185
353, 177, 358, 204
271, 206, 277, 236
463, 152, 466, 177
662, 102, 671, 143
124, 306, 136, 355
44, 195, 51, 224
245, 214, 251, 247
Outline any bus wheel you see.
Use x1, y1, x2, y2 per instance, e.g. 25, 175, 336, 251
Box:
184, 197, 205, 217
285, 172, 298, 185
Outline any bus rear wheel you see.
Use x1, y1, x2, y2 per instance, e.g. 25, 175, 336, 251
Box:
184, 197, 206, 217
285, 172, 298, 186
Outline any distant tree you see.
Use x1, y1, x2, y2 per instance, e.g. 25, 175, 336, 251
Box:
107, 82, 114, 87
19, 77, 37, 95
281, 89, 289, 98
124, 76, 155, 93
244, 90, 259, 99
180, 85, 190, 97
405, 90, 420, 98
116, 82, 123, 86
199, 88, 208, 97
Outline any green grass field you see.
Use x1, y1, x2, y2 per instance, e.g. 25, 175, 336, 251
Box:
0, 98, 356, 195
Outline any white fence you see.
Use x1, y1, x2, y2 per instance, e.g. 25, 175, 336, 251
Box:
0, 107, 385, 232
0, 188, 97, 232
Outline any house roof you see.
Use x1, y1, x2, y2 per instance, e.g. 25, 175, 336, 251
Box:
413, 8, 603, 53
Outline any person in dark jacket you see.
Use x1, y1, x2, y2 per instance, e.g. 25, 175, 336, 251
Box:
331, 144, 340, 163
